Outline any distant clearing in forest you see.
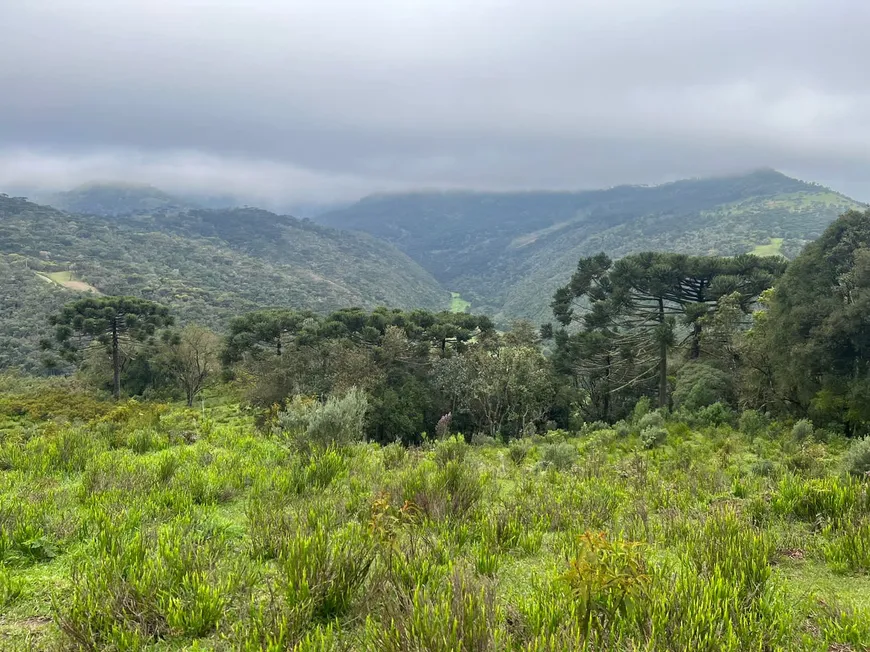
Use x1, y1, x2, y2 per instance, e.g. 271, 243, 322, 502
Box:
450, 291, 471, 312
751, 238, 785, 256
36, 270, 101, 294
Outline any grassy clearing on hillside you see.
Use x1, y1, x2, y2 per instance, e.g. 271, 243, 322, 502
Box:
450, 291, 471, 313
35, 271, 100, 295
751, 237, 785, 257
2, 383, 870, 650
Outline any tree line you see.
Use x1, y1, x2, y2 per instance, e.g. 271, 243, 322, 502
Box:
42, 208, 870, 439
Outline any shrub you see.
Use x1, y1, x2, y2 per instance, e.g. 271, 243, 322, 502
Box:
673, 363, 734, 411
434, 435, 467, 467
640, 426, 667, 450
614, 420, 631, 438
562, 531, 650, 639
276, 389, 368, 451
390, 458, 485, 522
438, 461, 485, 520
751, 458, 776, 478
382, 442, 407, 470
843, 437, 870, 478
693, 402, 735, 427
540, 443, 577, 471
275, 395, 317, 440
307, 389, 368, 449
579, 422, 608, 436
739, 410, 769, 436
791, 419, 815, 442
471, 433, 497, 447
784, 440, 828, 476
508, 439, 531, 466
637, 410, 664, 431
632, 397, 652, 424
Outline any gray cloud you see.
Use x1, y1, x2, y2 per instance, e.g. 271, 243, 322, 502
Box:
2, 0, 870, 203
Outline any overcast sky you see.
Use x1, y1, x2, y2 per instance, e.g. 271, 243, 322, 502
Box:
2, 0, 870, 205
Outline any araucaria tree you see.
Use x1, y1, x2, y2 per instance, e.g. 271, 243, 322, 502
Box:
50, 296, 172, 399
550, 252, 784, 415
222, 309, 318, 363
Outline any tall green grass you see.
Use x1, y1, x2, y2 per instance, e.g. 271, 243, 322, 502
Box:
0, 394, 868, 649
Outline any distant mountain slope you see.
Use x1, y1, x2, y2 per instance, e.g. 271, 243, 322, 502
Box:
318, 170, 864, 323
0, 194, 448, 370
39, 182, 194, 216
0, 253, 74, 372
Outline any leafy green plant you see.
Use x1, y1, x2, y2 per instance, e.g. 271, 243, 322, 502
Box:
276, 389, 368, 451
561, 531, 650, 642
277, 522, 374, 623
365, 567, 502, 651
55, 516, 250, 647
434, 435, 468, 466
0, 564, 22, 607
508, 438, 532, 465
640, 426, 667, 449
539, 443, 577, 471
739, 409, 769, 436
685, 508, 772, 598
637, 410, 664, 431
823, 518, 870, 574
473, 544, 501, 577
842, 436, 870, 478
382, 441, 407, 470
771, 475, 865, 523
791, 419, 815, 442
693, 402, 735, 427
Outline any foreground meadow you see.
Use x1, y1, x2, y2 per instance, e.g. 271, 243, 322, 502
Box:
2, 382, 870, 650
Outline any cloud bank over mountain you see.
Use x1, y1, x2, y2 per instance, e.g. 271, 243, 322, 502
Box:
3, 0, 870, 202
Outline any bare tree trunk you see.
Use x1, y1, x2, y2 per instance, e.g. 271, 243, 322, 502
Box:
690, 322, 702, 359
658, 340, 668, 409
657, 298, 668, 409
111, 317, 121, 400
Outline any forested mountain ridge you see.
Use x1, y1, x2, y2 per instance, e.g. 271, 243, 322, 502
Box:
0, 194, 448, 371
37, 181, 195, 216
318, 169, 864, 322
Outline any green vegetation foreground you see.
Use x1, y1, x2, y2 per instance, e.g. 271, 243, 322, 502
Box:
2, 380, 870, 650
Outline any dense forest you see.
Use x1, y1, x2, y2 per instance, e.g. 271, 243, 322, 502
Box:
320, 169, 863, 322
0, 194, 449, 370
17, 205, 870, 441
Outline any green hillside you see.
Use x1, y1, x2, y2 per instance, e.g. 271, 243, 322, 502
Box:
0, 194, 448, 370
38, 181, 194, 216
318, 170, 864, 323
